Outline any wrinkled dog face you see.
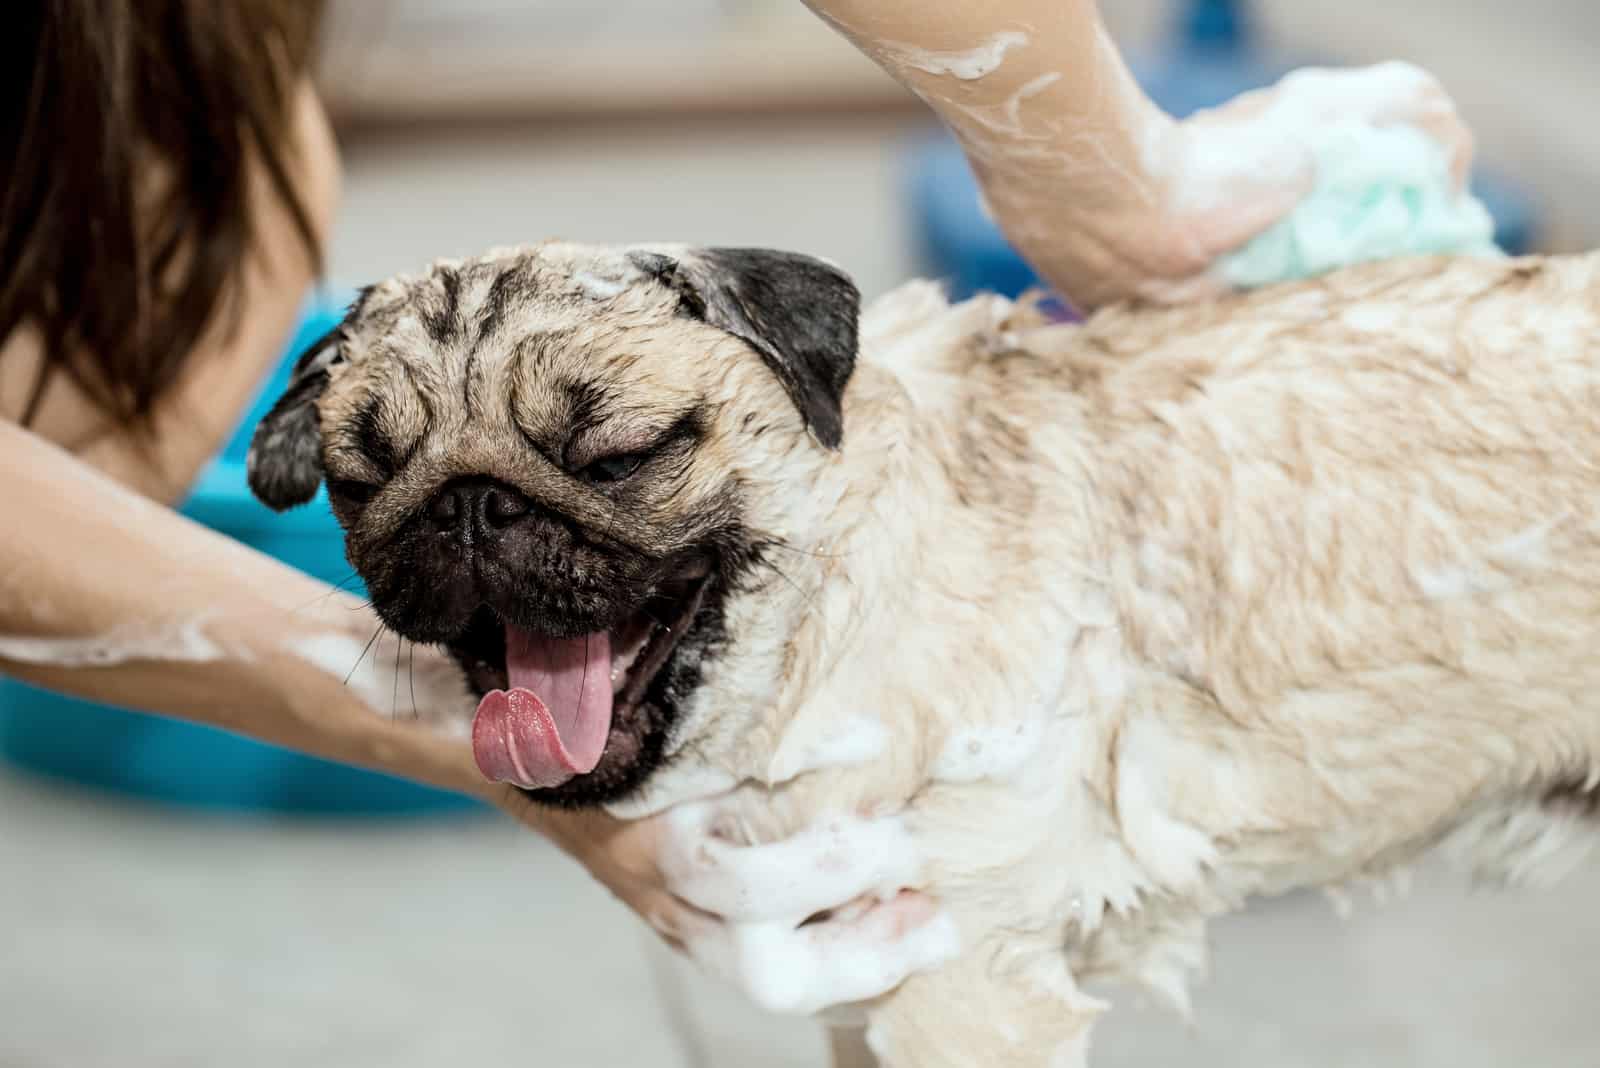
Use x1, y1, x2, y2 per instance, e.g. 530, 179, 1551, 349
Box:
247, 242, 860, 807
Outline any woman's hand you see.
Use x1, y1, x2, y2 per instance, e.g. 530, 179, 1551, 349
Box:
1139, 62, 1474, 305
974, 61, 1476, 309
802, 0, 1473, 312
506, 790, 955, 1017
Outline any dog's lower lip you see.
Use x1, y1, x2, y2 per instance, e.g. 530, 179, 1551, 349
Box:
618, 575, 710, 708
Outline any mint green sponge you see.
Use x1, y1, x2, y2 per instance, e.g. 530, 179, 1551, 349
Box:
1217, 121, 1502, 289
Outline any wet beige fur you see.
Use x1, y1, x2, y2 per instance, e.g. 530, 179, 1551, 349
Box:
318, 245, 1600, 1066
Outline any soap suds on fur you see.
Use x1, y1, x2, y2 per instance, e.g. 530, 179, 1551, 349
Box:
608, 763, 740, 820
573, 271, 628, 300
1341, 304, 1403, 332
1489, 512, 1570, 568
1411, 512, 1567, 600
661, 805, 926, 924
767, 714, 889, 783
932, 719, 1042, 784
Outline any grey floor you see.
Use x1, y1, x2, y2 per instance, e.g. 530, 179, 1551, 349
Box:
9, 4, 1600, 1065
8, 768, 1600, 1068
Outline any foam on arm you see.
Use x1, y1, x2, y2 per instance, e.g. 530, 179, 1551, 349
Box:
801, 0, 1181, 307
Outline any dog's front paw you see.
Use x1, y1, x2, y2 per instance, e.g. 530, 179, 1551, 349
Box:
863, 950, 1104, 1068
656, 802, 958, 1015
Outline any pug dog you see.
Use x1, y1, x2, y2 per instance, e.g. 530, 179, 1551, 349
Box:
248, 241, 1600, 1067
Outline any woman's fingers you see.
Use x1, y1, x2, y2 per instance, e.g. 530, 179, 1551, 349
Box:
1134, 60, 1479, 305
658, 801, 925, 924
682, 890, 958, 1016
504, 788, 953, 1015
650, 798, 955, 1013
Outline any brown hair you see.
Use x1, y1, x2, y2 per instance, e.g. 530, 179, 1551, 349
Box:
0, 0, 327, 426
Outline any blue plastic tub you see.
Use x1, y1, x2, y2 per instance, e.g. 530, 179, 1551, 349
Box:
0, 291, 483, 816
904, 0, 1540, 303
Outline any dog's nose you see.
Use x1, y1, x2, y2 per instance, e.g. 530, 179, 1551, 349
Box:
426, 478, 532, 531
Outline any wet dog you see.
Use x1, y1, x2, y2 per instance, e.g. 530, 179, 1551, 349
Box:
249, 242, 1600, 1066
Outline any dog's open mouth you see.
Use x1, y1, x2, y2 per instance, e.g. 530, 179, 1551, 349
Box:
448, 565, 712, 791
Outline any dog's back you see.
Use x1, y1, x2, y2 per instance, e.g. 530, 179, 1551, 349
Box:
1058, 254, 1600, 890
847, 253, 1600, 1067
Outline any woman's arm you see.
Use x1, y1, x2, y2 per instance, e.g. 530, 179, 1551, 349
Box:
0, 76, 508, 804
806, 1, 1169, 224
805, 0, 1472, 311
0, 80, 464, 778
804, 0, 1225, 308
0, 416, 491, 793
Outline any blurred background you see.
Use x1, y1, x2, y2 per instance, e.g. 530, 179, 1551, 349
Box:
5, 1, 1600, 1065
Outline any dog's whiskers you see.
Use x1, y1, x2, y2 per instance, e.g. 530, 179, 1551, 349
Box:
392, 631, 403, 720
290, 571, 367, 615
765, 559, 813, 604
344, 624, 386, 686
765, 538, 851, 561
408, 641, 419, 720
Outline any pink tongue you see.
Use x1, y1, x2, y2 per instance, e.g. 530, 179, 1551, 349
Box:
471, 627, 613, 789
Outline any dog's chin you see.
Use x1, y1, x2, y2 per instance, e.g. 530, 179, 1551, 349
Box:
442, 566, 717, 807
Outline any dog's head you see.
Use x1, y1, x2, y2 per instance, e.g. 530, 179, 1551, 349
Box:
247, 243, 860, 807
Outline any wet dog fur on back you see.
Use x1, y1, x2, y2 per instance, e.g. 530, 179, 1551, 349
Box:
248, 240, 1600, 1066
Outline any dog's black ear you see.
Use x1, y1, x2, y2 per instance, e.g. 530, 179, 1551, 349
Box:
246, 327, 341, 511
246, 286, 375, 511
628, 247, 860, 449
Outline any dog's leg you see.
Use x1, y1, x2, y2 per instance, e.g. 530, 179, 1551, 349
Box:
829, 1026, 878, 1068
865, 948, 1104, 1068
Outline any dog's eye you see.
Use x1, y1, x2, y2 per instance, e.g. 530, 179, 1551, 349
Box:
326, 478, 380, 505
576, 453, 645, 485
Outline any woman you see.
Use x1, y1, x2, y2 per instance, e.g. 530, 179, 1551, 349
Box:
0, 0, 1471, 1013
